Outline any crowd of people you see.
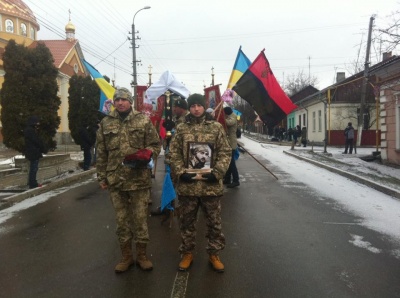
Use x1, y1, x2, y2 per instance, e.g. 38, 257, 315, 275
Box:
24, 87, 356, 275
272, 124, 307, 147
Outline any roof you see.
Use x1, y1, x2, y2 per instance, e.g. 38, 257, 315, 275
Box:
369, 55, 400, 73
0, 0, 39, 28
29, 39, 78, 68
290, 85, 319, 103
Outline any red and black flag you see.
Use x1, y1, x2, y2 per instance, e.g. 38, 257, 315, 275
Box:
233, 50, 297, 128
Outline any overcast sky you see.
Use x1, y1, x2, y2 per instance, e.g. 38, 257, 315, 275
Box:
24, 0, 399, 95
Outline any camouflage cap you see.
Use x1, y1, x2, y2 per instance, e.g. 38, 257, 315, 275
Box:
113, 87, 133, 104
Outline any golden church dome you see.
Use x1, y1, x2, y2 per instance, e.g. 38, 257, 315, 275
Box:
0, 0, 39, 29
65, 21, 75, 32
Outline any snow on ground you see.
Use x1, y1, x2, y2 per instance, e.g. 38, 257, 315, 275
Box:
240, 136, 400, 248
0, 176, 96, 233
1, 140, 400, 256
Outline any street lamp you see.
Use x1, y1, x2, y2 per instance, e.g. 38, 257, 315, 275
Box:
131, 6, 151, 101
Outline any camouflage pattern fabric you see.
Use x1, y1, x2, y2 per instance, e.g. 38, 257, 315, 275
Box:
224, 112, 238, 150
96, 109, 161, 191
169, 113, 231, 197
110, 188, 150, 244
174, 111, 190, 126
178, 195, 225, 254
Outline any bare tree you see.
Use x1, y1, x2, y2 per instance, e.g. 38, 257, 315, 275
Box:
283, 69, 319, 96
377, 10, 400, 52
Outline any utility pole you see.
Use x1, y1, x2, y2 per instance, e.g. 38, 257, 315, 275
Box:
131, 6, 151, 101
148, 65, 152, 86
357, 15, 374, 147
211, 67, 214, 86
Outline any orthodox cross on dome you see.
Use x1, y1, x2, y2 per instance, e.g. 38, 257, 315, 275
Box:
65, 9, 76, 41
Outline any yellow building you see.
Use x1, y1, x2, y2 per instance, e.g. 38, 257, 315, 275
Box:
0, 0, 87, 144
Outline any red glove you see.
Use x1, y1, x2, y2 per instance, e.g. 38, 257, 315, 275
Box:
124, 149, 152, 162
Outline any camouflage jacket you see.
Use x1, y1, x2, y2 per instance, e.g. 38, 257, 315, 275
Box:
169, 113, 231, 197
96, 109, 160, 191
174, 111, 190, 126
224, 112, 238, 150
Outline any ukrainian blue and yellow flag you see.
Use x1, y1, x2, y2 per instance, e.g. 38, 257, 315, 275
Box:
82, 59, 115, 114
226, 46, 251, 90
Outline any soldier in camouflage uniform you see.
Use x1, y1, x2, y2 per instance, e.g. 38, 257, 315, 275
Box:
169, 93, 231, 273
96, 87, 161, 273
173, 97, 189, 125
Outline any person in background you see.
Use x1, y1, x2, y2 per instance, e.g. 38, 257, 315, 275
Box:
343, 122, 355, 154
173, 97, 189, 125
223, 106, 240, 188
169, 93, 231, 273
79, 124, 96, 171
301, 126, 307, 147
96, 87, 160, 273
294, 125, 301, 146
287, 127, 293, 142
24, 115, 46, 189
91, 120, 101, 166
152, 97, 189, 216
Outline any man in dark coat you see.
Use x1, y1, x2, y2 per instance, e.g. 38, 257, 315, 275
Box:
343, 122, 355, 154
80, 125, 96, 171
24, 116, 46, 189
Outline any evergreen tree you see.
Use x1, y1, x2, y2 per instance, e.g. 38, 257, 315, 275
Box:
68, 75, 101, 146
0, 40, 60, 152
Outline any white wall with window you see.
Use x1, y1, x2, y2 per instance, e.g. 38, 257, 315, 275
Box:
312, 111, 316, 132
318, 110, 322, 132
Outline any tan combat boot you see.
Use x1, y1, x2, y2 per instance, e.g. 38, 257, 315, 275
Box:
178, 252, 193, 271
209, 254, 224, 273
115, 241, 134, 273
136, 243, 153, 271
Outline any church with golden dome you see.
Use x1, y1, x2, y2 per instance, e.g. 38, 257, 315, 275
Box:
0, 0, 88, 144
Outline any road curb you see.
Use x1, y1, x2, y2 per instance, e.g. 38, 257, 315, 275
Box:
3, 168, 97, 208
283, 150, 400, 200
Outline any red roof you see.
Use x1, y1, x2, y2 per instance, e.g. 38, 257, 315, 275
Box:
0, 0, 39, 28
29, 39, 77, 68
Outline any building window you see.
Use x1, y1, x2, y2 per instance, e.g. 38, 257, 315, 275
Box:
318, 110, 322, 132
30, 27, 35, 39
20, 23, 27, 36
6, 19, 14, 33
298, 115, 301, 127
312, 111, 316, 132
302, 114, 306, 127
74, 64, 78, 74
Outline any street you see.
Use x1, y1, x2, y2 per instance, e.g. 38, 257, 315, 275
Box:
0, 144, 400, 298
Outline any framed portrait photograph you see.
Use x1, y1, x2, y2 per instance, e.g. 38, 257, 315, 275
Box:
186, 142, 214, 177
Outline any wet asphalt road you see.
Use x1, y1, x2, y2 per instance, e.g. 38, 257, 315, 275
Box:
0, 152, 400, 298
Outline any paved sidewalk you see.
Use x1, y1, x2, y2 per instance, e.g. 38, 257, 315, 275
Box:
241, 133, 400, 199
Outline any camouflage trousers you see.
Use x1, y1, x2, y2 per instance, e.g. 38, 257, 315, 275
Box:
178, 195, 225, 255
109, 188, 150, 244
